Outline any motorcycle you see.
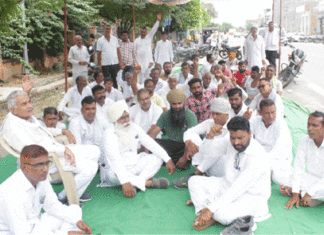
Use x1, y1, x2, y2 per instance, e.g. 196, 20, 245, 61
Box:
195, 44, 210, 58
278, 44, 307, 88
219, 42, 242, 60
173, 45, 197, 64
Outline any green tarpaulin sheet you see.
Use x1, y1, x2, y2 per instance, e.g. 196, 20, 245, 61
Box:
1, 98, 322, 235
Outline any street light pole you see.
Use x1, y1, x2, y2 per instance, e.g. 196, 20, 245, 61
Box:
20, 0, 29, 74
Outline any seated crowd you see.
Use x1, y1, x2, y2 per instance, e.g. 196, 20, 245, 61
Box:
0, 53, 323, 235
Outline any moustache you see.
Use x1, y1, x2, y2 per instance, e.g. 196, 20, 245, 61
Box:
99, 96, 106, 100
27, 107, 34, 112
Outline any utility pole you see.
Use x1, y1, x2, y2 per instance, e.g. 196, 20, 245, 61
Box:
20, 0, 29, 74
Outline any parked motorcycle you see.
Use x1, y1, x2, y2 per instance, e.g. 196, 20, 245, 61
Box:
278, 44, 307, 88
173, 46, 197, 64
219, 42, 242, 60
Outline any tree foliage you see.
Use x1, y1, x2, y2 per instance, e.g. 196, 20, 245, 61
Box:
202, 2, 218, 19
0, 0, 22, 32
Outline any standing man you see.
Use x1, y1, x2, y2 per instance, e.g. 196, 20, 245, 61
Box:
134, 13, 162, 84
244, 26, 266, 71
259, 21, 286, 68
68, 35, 90, 84
97, 24, 122, 89
154, 31, 174, 66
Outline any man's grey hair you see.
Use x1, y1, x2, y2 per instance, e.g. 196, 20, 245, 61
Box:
7, 90, 28, 110
125, 72, 133, 79
213, 64, 222, 70
203, 72, 212, 79
75, 35, 82, 40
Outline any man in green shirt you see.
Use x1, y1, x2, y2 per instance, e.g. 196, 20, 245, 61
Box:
148, 89, 198, 169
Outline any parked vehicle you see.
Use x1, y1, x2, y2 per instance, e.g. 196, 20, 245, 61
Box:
195, 44, 210, 58
289, 32, 306, 42
173, 46, 197, 64
218, 42, 242, 60
278, 44, 307, 88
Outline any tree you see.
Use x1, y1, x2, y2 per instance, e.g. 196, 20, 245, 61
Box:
202, 2, 218, 19
0, 0, 22, 33
219, 22, 236, 32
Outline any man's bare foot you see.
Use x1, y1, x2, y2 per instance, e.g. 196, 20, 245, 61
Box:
192, 208, 215, 231
68, 231, 87, 235
186, 200, 193, 206
280, 185, 292, 197
192, 216, 216, 231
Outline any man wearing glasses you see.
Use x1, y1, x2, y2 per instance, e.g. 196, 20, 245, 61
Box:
187, 116, 271, 233
0, 145, 92, 234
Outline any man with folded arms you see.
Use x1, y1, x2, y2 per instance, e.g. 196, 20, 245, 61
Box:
0, 145, 92, 235
188, 116, 271, 233
99, 100, 176, 197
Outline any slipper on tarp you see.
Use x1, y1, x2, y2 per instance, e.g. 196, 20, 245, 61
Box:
151, 178, 170, 189
192, 219, 217, 231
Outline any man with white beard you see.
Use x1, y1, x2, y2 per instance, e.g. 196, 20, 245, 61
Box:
99, 100, 176, 198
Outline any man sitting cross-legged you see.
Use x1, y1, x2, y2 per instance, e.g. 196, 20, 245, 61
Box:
284, 111, 324, 209
104, 76, 124, 102
0, 91, 100, 204
0, 145, 92, 235
41, 107, 67, 130
250, 99, 293, 188
172, 98, 230, 189
188, 116, 271, 232
100, 100, 176, 197
148, 89, 198, 169
91, 85, 114, 120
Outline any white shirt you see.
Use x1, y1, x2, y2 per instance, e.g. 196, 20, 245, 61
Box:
250, 116, 293, 163
201, 62, 212, 76
249, 92, 284, 117
260, 75, 283, 93
105, 87, 123, 102
154, 40, 173, 65
97, 35, 120, 65
134, 21, 159, 73
203, 82, 218, 92
177, 83, 191, 98
154, 78, 168, 93
0, 170, 82, 234
68, 45, 90, 74
39, 120, 66, 130
156, 85, 171, 109
177, 73, 193, 84
260, 28, 286, 51
229, 102, 249, 119
57, 86, 92, 112
129, 102, 163, 133
244, 35, 265, 70
88, 81, 105, 90
200, 137, 271, 214
244, 76, 259, 98
96, 98, 115, 118
292, 135, 324, 195
116, 70, 143, 105
102, 123, 171, 185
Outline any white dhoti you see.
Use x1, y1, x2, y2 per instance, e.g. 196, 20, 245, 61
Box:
188, 176, 270, 226
192, 152, 226, 177
270, 158, 292, 187
51, 145, 100, 198
99, 152, 163, 191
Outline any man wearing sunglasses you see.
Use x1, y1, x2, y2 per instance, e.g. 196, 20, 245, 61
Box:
0, 145, 92, 234
188, 116, 271, 233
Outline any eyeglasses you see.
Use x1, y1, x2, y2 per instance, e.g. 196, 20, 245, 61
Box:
138, 97, 150, 103
258, 84, 267, 89
24, 160, 53, 169
234, 153, 240, 170
119, 114, 130, 120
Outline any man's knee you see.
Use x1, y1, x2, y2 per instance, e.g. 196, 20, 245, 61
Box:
188, 175, 201, 189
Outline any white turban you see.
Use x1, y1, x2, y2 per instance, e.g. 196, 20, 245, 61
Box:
211, 98, 231, 115
107, 100, 129, 123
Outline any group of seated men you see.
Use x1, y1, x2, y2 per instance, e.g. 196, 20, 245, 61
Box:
0, 55, 323, 234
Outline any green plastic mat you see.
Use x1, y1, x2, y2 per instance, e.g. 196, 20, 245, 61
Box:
1, 98, 322, 234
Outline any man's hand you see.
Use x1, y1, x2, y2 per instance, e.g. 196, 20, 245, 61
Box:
62, 129, 76, 144
148, 62, 154, 68
176, 156, 188, 169
115, 19, 121, 25
284, 193, 300, 209
193, 208, 213, 228
166, 159, 176, 175
186, 141, 199, 156
22, 74, 34, 94
122, 182, 135, 198
217, 83, 225, 97
119, 63, 126, 70
207, 124, 223, 139
58, 111, 64, 120
79, 61, 87, 66
244, 60, 248, 65
262, 60, 266, 66
301, 193, 312, 207
76, 220, 92, 234
134, 64, 141, 75
243, 107, 252, 120
64, 147, 76, 167
157, 13, 162, 21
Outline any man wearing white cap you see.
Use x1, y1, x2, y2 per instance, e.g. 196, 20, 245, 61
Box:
100, 100, 176, 198
172, 98, 230, 189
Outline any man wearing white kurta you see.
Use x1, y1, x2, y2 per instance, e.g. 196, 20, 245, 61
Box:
91, 85, 114, 120
188, 116, 271, 231
250, 99, 293, 186
68, 35, 90, 84
104, 77, 124, 102
1, 91, 100, 202
228, 87, 250, 119
57, 76, 92, 119
0, 145, 92, 235
244, 26, 266, 71
285, 112, 324, 209
154, 32, 173, 66
156, 74, 178, 110
99, 100, 176, 198
134, 13, 161, 84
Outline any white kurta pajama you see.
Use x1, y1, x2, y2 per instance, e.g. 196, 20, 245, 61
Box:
183, 119, 228, 177
0, 112, 100, 199
100, 123, 171, 191
134, 21, 159, 84
250, 116, 293, 186
188, 137, 271, 226
154, 39, 173, 66
106, 87, 124, 102
57, 86, 92, 118
244, 35, 266, 70
68, 45, 90, 83
0, 170, 82, 235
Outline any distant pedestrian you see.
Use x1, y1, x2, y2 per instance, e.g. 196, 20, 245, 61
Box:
154, 31, 174, 67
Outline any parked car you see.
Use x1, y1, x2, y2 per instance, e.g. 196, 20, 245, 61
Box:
290, 32, 306, 42
234, 32, 241, 38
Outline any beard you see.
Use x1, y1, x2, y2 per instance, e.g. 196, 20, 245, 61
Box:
239, 69, 246, 74
165, 69, 171, 75
233, 139, 250, 153
231, 102, 242, 111
170, 107, 186, 129
193, 91, 202, 98
115, 122, 136, 150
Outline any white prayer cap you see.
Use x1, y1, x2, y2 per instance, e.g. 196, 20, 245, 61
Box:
107, 100, 129, 123
210, 98, 231, 115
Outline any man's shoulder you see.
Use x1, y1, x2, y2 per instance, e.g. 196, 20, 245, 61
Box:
185, 108, 197, 117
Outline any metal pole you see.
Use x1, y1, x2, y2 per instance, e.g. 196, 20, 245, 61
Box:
133, 0, 136, 41
278, 0, 282, 76
20, 0, 29, 74
64, 0, 68, 92
272, 0, 275, 22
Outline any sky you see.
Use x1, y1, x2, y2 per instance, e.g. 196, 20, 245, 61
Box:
202, 0, 274, 27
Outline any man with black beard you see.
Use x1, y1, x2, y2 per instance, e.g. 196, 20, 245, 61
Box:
228, 87, 252, 119
233, 61, 251, 88
148, 89, 198, 169
91, 85, 114, 121
160, 62, 173, 81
